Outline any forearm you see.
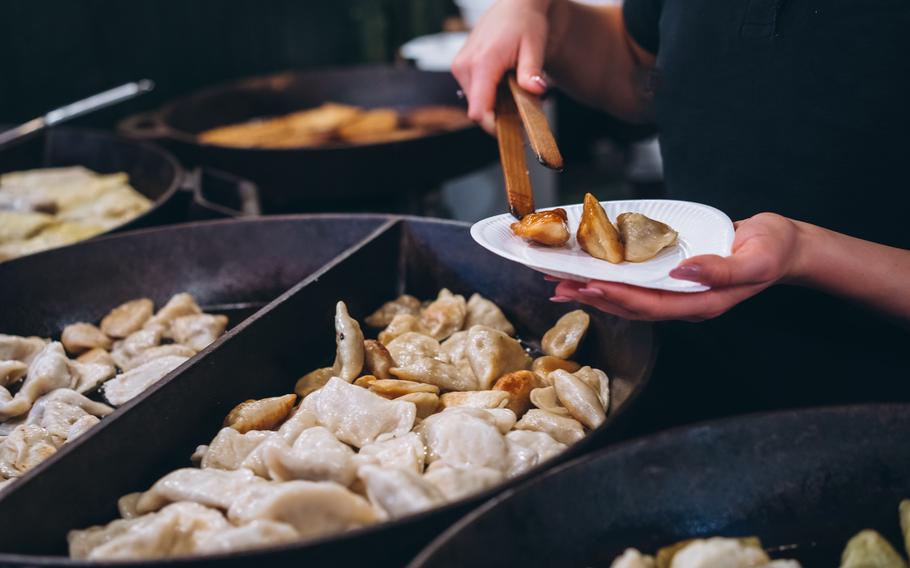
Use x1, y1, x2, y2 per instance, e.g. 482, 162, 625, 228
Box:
790, 220, 910, 320
546, 1, 655, 122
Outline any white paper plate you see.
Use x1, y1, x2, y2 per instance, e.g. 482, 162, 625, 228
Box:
471, 199, 735, 292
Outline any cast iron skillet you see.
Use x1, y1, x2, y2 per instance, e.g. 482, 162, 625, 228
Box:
0, 215, 655, 567
0, 127, 260, 245
409, 404, 910, 568
118, 66, 498, 213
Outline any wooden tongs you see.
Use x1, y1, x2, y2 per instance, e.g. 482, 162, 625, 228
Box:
495, 74, 564, 220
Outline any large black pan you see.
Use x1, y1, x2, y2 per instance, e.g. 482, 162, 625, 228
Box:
0, 215, 655, 567
0, 127, 260, 244
118, 66, 498, 213
410, 404, 910, 568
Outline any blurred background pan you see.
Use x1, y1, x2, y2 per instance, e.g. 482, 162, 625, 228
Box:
0, 215, 654, 567
0, 128, 261, 248
117, 66, 498, 213
409, 404, 910, 568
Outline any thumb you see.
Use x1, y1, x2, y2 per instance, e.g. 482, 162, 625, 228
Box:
669, 253, 773, 288
516, 36, 548, 94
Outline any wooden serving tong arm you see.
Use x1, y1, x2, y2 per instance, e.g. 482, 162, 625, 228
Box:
495, 74, 564, 220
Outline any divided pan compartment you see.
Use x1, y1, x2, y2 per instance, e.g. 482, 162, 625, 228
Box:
408, 404, 910, 568
0, 216, 656, 567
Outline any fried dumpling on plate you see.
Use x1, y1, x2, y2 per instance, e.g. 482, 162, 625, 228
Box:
510, 208, 570, 247
577, 193, 624, 263
617, 212, 678, 262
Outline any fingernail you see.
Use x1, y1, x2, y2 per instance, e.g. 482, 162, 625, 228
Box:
530, 74, 548, 89
669, 265, 702, 281
456, 89, 465, 100
550, 296, 571, 303
578, 287, 603, 297
543, 275, 560, 282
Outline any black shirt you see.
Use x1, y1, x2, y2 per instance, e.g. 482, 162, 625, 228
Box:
618, 0, 910, 431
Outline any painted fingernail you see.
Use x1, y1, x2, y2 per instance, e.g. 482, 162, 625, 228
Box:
550, 296, 571, 303
456, 89, 465, 99
543, 275, 560, 282
530, 74, 548, 89
669, 265, 702, 281
578, 287, 603, 297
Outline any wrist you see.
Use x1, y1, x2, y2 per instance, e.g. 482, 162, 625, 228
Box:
785, 219, 825, 286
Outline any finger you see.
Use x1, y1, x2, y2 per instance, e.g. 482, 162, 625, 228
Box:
479, 111, 496, 135
587, 280, 765, 321
516, 36, 548, 94
556, 288, 642, 320
669, 252, 774, 288
467, 62, 504, 122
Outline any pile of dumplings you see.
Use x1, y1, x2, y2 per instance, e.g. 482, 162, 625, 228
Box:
69, 289, 611, 560
0, 293, 226, 492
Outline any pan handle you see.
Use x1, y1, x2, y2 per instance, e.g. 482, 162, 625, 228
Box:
118, 111, 171, 140
180, 167, 262, 219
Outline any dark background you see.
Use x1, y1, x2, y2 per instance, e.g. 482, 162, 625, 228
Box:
0, 0, 454, 124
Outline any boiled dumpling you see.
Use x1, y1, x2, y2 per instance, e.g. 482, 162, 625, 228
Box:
505, 430, 567, 477
514, 409, 585, 445
170, 314, 228, 352
24, 388, 113, 445
466, 325, 532, 390
390, 356, 477, 392
385, 332, 440, 366
464, 293, 515, 336
357, 464, 445, 519
419, 407, 509, 472
200, 427, 271, 470
103, 355, 189, 406
422, 462, 504, 501
541, 309, 589, 359
551, 369, 606, 429
193, 519, 299, 554
617, 212, 678, 262
332, 301, 364, 381
355, 432, 425, 474
364, 294, 421, 328
1, 342, 73, 420
303, 377, 415, 448
0, 334, 48, 365
259, 426, 357, 485
226, 480, 380, 539
135, 467, 266, 514
419, 289, 466, 341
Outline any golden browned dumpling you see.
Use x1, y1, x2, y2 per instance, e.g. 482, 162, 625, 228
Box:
616, 212, 678, 263
576, 193, 623, 263
337, 109, 399, 143
510, 208, 570, 246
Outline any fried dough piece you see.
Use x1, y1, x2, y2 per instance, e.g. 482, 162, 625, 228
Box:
617, 212, 678, 262
283, 103, 362, 135
404, 105, 472, 131
510, 209, 570, 246
198, 119, 294, 148
577, 193, 624, 263
337, 109, 399, 143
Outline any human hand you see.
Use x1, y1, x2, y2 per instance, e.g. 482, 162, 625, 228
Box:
452, 0, 557, 133
550, 213, 806, 321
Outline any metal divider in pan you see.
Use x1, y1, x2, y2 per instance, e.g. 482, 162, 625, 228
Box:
0, 217, 657, 567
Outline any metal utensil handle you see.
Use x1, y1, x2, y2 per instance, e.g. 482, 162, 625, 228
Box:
0, 79, 154, 149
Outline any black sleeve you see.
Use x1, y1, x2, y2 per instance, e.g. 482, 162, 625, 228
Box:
622, 0, 663, 54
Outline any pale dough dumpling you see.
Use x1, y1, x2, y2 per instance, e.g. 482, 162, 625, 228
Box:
541, 309, 590, 359
194, 519, 299, 555
2, 342, 73, 420
135, 467, 266, 514
200, 427, 271, 470
390, 356, 477, 392
0, 360, 28, 387
419, 407, 509, 472
103, 355, 189, 406
385, 332, 440, 366
355, 432, 426, 474
610, 549, 656, 568
226, 480, 380, 539
357, 464, 445, 519
423, 462, 504, 502
170, 314, 228, 352
419, 289, 467, 341
25, 388, 113, 445
669, 537, 770, 568
0, 423, 58, 478
332, 301, 364, 381
365, 294, 421, 328
0, 334, 48, 364
303, 377, 415, 448
505, 430, 567, 477
551, 369, 606, 429
464, 293, 515, 336
260, 426, 357, 486
514, 409, 585, 445
466, 325, 532, 390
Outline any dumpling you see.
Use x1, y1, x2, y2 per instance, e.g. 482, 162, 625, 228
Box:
390, 357, 477, 392
439, 390, 510, 410
514, 409, 585, 445
103, 355, 189, 406
69, 360, 116, 393
668, 537, 770, 568
464, 293, 515, 336
135, 467, 266, 514
617, 212, 678, 262
541, 309, 590, 359
510, 208, 570, 246
362, 339, 394, 380
110, 328, 162, 369
0, 360, 28, 387
100, 298, 154, 338
226, 480, 380, 539
378, 314, 424, 345
419, 289, 467, 341
25, 388, 113, 445
492, 370, 538, 416
60, 322, 112, 354
223, 394, 297, 434
68, 502, 229, 560
573, 366, 610, 411
577, 193, 624, 263
357, 464, 445, 519
0, 334, 48, 365
2, 342, 73, 420
332, 301, 364, 381
121, 344, 196, 372
609, 549, 656, 568
422, 462, 504, 502
438, 330, 469, 364
259, 426, 356, 486
466, 325, 532, 390
529, 386, 571, 417
193, 519, 299, 555
355, 432, 426, 474
169, 314, 228, 352
385, 332, 440, 366
200, 427, 271, 470
505, 430, 567, 477
365, 294, 421, 328
303, 377, 415, 448
145, 293, 202, 331
0, 424, 58, 478
551, 369, 606, 429
419, 408, 509, 472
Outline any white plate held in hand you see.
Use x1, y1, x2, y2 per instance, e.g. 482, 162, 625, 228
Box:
471, 199, 735, 292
